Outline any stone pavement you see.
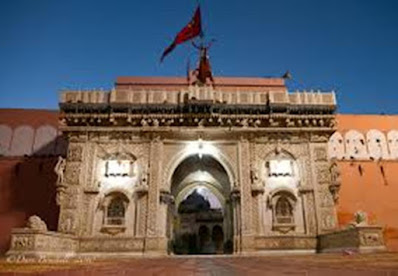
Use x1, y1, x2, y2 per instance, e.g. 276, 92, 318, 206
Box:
1, 253, 398, 276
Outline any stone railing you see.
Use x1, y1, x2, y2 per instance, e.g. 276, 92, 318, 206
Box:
287, 91, 336, 106
60, 90, 108, 104
60, 88, 336, 107
318, 225, 386, 253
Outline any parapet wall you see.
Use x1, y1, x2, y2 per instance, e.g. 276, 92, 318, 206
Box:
60, 88, 336, 107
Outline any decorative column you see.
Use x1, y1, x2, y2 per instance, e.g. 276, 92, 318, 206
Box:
159, 191, 174, 253
237, 137, 254, 252
144, 136, 164, 254
230, 188, 241, 253
57, 139, 85, 236
299, 187, 317, 235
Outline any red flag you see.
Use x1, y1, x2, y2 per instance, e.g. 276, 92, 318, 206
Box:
161, 7, 202, 62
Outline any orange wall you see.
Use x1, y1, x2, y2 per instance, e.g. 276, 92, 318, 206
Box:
0, 157, 59, 254
336, 114, 398, 132
336, 114, 398, 251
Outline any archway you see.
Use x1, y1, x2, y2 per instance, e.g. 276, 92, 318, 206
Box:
169, 154, 233, 254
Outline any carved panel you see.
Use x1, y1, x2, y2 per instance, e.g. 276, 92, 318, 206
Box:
304, 192, 317, 234
60, 186, 79, 209
254, 236, 316, 250
318, 190, 334, 208
320, 209, 336, 231
58, 209, 78, 234
239, 138, 252, 235
11, 235, 34, 250
79, 238, 144, 252
147, 137, 163, 237
360, 231, 384, 247
315, 163, 330, 184
314, 147, 327, 161
65, 162, 81, 185
68, 144, 83, 161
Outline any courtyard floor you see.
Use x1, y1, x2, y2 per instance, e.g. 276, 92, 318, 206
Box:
0, 252, 398, 276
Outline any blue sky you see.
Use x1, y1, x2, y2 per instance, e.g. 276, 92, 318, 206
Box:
0, 0, 397, 113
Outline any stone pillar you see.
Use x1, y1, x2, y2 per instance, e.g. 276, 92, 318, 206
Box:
237, 137, 254, 252
251, 187, 264, 235
144, 136, 165, 254
159, 191, 174, 254
57, 141, 85, 236
231, 189, 241, 253
310, 142, 338, 234
299, 188, 317, 235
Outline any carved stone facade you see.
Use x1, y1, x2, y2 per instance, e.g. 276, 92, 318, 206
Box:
6, 76, 386, 258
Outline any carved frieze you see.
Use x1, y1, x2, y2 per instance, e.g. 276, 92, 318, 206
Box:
79, 238, 144, 252
254, 236, 316, 250
11, 235, 34, 250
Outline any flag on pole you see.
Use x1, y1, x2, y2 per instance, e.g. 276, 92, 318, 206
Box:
160, 6, 202, 62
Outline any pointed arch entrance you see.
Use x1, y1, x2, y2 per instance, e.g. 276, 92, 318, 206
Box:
168, 154, 234, 254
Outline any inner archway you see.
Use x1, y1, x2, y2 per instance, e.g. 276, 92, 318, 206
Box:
169, 154, 233, 255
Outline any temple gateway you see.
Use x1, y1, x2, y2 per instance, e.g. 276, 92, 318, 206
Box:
6, 75, 386, 258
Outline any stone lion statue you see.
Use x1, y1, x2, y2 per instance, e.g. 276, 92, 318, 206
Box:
26, 215, 47, 231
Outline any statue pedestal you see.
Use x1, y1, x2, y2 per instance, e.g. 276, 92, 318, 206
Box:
6, 228, 78, 260
318, 225, 386, 253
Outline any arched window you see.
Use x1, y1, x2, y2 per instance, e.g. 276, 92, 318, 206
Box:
270, 191, 296, 233
275, 196, 293, 224
104, 194, 128, 226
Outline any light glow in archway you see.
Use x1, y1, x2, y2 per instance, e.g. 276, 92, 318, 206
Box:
184, 139, 220, 160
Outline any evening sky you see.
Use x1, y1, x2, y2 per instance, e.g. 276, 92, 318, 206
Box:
0, 0, 397, 113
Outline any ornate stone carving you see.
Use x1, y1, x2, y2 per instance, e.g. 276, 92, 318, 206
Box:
319, 189, 334, 207
302, 192, 316, 234
321, 209, 336, 231
54, 156, 67, 205
329, 162, 341, 203
314, 147, 327, 161
12, 236, 34, 250
315, 163, 330, 184
65, 162, 80, 185
59, 210, 78, 234
146, 137, 163, 237
239, 137, 252, 235
68, 144, 83, 161
254, 236, 316, 250
360, 232, 384, 246
79, 238, 144, 252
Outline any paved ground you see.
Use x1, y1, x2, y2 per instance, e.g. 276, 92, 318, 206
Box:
1, 253, 398, 275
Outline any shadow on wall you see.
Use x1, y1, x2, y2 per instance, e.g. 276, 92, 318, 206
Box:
0, 124, 67, 255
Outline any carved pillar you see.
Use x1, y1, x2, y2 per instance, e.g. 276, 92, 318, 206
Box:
251, 187, 264, 235
81, 141, 98, 236
144, 136, 164, 253
299, 187, 317, 235
238, 137, 253, 251
231, 188, 241, 253
57, 141, 84, 235
159, 191, 174, 237
310, 141, 338, 234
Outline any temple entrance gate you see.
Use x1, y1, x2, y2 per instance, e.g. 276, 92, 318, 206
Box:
167, 154, 234, 254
